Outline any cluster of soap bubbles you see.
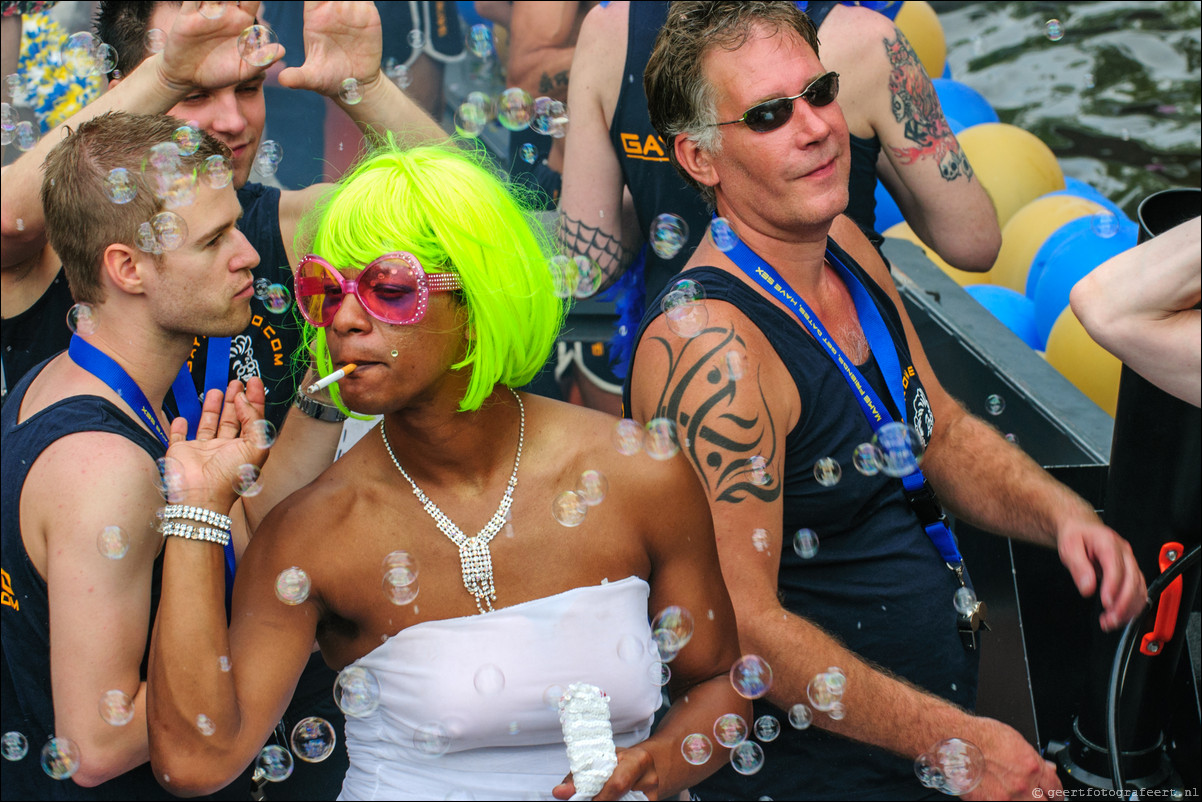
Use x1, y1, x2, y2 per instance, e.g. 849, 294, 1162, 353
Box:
914, 738, 985, 795
651, 605, 695, 662
730, 654, 773, 699
275, 566, 312, 605
237, 25, 278, 67
381, 550, 420, 605
806, 667, 847, 718
548, 253, 602, 299
254, 140, 283, 178
661, 278, 709, 339
611, 417, 680, 460
60, 31, 118, 79
334, 665, 381, 718
66, 303, 97, 336
651, 213, 689, 261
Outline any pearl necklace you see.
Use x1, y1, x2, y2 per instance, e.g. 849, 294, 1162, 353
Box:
380, 388, 523, 614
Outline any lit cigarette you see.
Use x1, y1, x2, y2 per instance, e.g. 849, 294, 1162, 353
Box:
307, 363, 356, 394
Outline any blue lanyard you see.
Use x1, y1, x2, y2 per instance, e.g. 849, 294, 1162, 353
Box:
724, 237, 964, 566
69, 335, 238, 606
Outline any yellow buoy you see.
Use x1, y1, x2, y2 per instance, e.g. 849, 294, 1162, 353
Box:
991, 195, 1108, 294
893, 1, 947, 79
957, 123, 1066, 228
883, 221, 988, 287
1044, 307, 1121, 416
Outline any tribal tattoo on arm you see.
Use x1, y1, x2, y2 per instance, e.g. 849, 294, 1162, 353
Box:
646, 326, 781, 505
883, 31, 974, 182
558, 213, 638, 287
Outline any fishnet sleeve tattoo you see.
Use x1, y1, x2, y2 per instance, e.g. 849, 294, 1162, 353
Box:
558, 213, 638, 286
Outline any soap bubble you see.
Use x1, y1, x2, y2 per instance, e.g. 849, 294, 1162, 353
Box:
248, 419, 277, 449
754, 715, 781, 742
338, 77, 363, 105
916, 738, 985, 795
2, 731, 28, 761
662, 290, 708, 338
173, 125, 201, 156
473, 664, 505, 695
413, 722, 452, 757
105, 168, 138, 204
644, 418, 679, 460
552, 490, 587, 527
262, 283, 292, 314
4, 75, 24, 106
872, 422, 924, 478
576, 470, 608, 506
137, 222, 160, 253
14, 120, 37, 151
851, 443, 882, 476
334, 666, 381, 717
787, 703, 813, 729
196, 714, 216, 735
67, 303, 97, 336
255, 745, 293, 782
94, 43, 118, 75
530, 97, 567, 136
454, 102, 487, 137
813, 457, 842, 487
613, 418, 645, 455
751, 528, 770, 553
388, 63, 412, 90
254, 140, 283, 177
681, 733, 713, 765
467, 24, 494, 59
542, 684, 567, 709
381, 550, 420, 605
652, 605, 695, 660
61, 31, 98, 76
159, 171, 199, 209
497, 88, 534, 131
730, 655, 773, 699
275, 566, 311, 605
548, 254, 577, 299
730, 740, 765, 775
953, 587, 977, 616
748, 455, 770, 486
145, 28, 167, 54
232, 463, 263, 497
156, 456, 185, 501
98, 689, 135, 726
651, 214, 689, 260
519, 142, 538, 164
237, 25, 278, 67
1044, 19, 1064, 42
572, 255, 602, 298
290, 717, 336, 763
202, 155, 232, 189
806, 671, 843, 712
151, 211, 188, 252
1090, 211, 1119, 239
713, 713, 748, 747
792, 528, 819, 559
1, 103, 14, 146
828, 701, 846, 720
408, 29, 424, 49
146, 141, 183, 176
617, 634, 644, 662
650, 660, 671, 686
465, 90, 496, 120
219, 656, 232, 672
724, 350, 746, 381
710, 217, 738, 251
40, 737, 80, 780
97, 526, 129, 559
198, 0, 229, 19
985, 394, 1005, 416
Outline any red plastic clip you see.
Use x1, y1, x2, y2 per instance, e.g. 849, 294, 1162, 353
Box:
1140, 542, 1184, 656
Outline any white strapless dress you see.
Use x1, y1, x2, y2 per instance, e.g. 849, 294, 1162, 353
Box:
337, 576, 661, 801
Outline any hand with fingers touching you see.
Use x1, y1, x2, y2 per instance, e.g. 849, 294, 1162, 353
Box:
157, 0, 284, 95
1056, 516, 1148, 631
276, 0, 384, 100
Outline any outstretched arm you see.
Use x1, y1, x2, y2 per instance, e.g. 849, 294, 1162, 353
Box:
628, 294, 1061, 800
1071, 216, 1201, 407
558, 2, 639, 286
821, 6, 999, 271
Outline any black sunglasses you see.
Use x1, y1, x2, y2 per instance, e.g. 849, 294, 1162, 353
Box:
710, 71, 840, 133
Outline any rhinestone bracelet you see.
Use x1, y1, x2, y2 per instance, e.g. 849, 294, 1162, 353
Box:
161, 504, 233, 530
159, 521, 232, 547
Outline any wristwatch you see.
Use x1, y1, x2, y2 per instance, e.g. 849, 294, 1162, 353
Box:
293, 394, 348, 423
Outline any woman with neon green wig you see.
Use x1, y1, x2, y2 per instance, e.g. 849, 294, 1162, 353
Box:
147, 138, 748, 801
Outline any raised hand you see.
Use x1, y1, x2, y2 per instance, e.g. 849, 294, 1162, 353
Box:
276, 1, 384, 98
157, 1, 284, 94
166, 378, 269, 512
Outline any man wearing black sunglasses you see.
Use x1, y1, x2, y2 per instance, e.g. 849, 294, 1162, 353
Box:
625, 3, 1146, 800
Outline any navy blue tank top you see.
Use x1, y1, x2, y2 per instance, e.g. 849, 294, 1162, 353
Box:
610, 1, 882, 308
171, 183, 303, 429
624, 241, 977, 799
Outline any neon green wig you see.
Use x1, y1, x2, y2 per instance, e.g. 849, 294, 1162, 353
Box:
299, 138, 565, 413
